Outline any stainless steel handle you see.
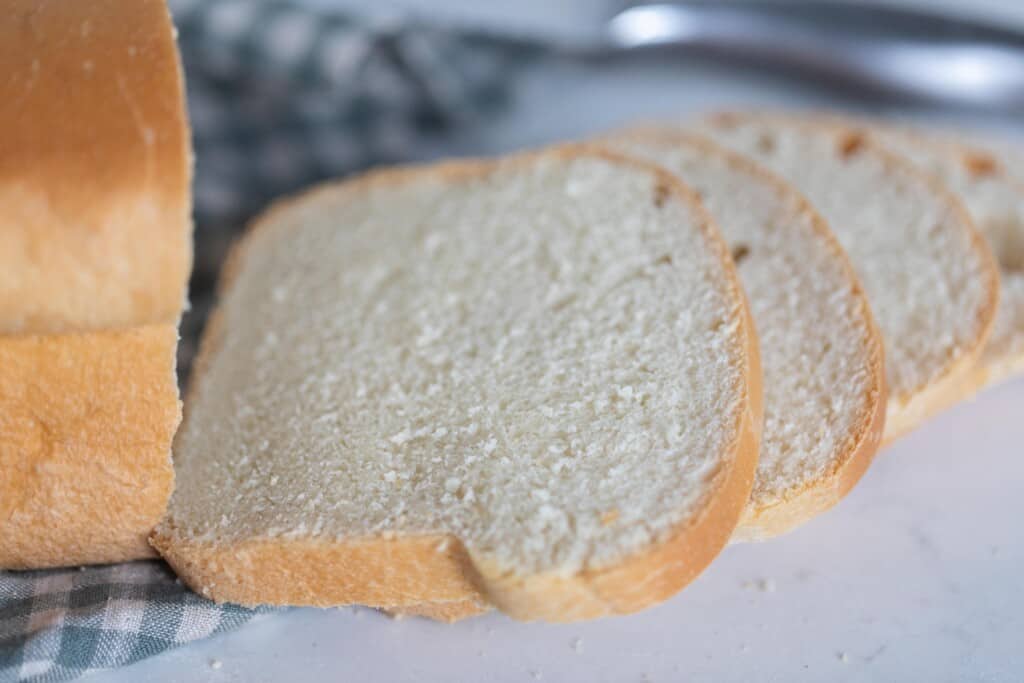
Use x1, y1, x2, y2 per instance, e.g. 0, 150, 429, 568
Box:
603, 1, 1024, 111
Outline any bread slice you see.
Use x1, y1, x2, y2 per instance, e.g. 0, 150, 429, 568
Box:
856, 124, 1024, 390
697, 113, 1000, 442
598, 129, 885, 541
0, 0, 190, 568
152, 147, 762, 622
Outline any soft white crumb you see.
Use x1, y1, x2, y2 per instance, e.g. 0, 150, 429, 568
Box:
209, 659, 222, 670
571, 637, 584, 654
838, 652, 849, 663
758, 578, 776, 593
529, 669, 543, 680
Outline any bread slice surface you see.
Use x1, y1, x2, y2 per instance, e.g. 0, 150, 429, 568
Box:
153, 147, 761, 621
599, 129, 885, 540
697, 113, 999, 441
0, 0, 191, 334
859, 125, 1024, 389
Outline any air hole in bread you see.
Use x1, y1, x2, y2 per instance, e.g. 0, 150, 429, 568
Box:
757, 134, 776, 154
963, 153, 998, 179
711, 112, 739, 129
652, 182, 670, 208
731, 244, 751, 264
837, 133, 866, 159
654, 254, 674, 266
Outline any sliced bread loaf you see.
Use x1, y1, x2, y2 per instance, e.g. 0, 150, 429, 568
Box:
858, 125, 1024, 389
0, 0, 190, 569
598, 129, 886, 541
152, 147, 762, 622
697, 113, 1000, 442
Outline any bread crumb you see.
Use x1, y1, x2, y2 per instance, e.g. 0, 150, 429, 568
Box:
837, 652, 849, 663
571, 637, 584, 654
209, 659, 222, 670
758, 578, 776, 593
530, 670, 543, 680
600, 509, 619, 526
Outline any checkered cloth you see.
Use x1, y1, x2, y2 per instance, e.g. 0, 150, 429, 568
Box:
0, 564, 259, 682
1, 1, 532, 681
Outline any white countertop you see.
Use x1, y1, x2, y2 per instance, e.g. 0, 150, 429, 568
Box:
108, 1, 1024, 680
110, 379, 1024, 683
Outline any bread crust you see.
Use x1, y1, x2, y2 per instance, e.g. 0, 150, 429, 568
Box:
386, 599, 490, 623
152, 146, 762, 622
0, 0, 191, 334
0, 325, 180, 569
703, 112, 1000, 445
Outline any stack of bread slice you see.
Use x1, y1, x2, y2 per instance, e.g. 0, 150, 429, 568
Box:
153, 113, 1012, 622
3, 2, 1020, 623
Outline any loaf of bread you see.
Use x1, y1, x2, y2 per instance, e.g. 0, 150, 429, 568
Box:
0, 0, 191, 569
152, 148, 762, 622
697, 113, 1000, 442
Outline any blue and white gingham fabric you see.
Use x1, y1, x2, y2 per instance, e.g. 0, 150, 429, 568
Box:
0, 564, 259, 682
1, 1, 532, 680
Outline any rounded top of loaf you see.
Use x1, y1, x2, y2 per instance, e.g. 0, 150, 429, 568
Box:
0, 0, 191, 334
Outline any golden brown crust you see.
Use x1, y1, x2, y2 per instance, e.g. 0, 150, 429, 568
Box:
0, 0, 191, 334
0, 325, 180, 569
385, 599, 490, 623
153, 146, 762, 622
704, 111, 1000, 444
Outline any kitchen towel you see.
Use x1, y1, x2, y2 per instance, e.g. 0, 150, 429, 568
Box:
0, 1, 529, 681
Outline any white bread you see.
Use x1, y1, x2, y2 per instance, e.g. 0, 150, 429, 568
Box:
0, 0, 190, 568
697, 113, 1000, 442
152, 147, 762, 622
858, 125, 1024, 390
599, 129, 886, 541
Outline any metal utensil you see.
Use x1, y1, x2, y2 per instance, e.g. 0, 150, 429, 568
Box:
532, 1, 1024, 112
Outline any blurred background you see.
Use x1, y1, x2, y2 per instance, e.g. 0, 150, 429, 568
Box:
172, 0, 1024, 373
